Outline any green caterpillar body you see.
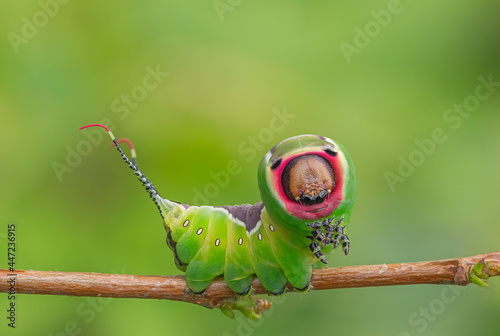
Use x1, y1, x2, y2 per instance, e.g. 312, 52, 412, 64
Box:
164, 202, 283, 294
81, 126, 356, 295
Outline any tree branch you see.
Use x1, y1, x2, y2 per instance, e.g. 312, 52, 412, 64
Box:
1, 252, 499, 317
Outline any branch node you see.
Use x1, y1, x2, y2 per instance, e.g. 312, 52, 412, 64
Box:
220, 296, 272, 320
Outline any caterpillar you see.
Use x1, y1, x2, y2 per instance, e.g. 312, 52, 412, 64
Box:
79, 124, 356, 295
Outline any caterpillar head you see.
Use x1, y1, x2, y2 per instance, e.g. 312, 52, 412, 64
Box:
258, 135, 356, 231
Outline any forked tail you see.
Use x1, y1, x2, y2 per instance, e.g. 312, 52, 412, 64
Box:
79, 124, 174, 218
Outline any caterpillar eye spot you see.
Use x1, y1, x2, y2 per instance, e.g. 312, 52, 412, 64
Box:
282, 154, 335, 204
270, 158, 282, 170
324, 148, 337, 156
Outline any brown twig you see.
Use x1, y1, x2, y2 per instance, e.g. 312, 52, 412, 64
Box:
1, 252, 499, 311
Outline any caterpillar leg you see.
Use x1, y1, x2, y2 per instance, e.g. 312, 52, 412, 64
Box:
268, 286, 287, 296
306, 215, 351, 262
321, 216, 350, 255
293, 282, 311, 293
184, 287, 207, 295
333, 228, 350, 256
235, 286, 253, 296
225, 272, 254, 296
309, 241, 327, 264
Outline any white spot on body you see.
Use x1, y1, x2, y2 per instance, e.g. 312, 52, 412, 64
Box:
269, 224, 275, 232
215, 238, 220, 247
258, 233, 263, 241
238, 237, 243, 245
183, 219, 190, 227
196, 228, 203, 235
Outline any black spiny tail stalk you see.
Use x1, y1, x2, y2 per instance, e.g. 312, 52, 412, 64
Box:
79, 124, 168, 218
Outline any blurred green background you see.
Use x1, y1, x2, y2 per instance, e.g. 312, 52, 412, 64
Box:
1, 1, 500, 335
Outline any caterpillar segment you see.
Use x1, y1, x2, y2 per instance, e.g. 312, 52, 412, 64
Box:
80, 125, 356, 295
